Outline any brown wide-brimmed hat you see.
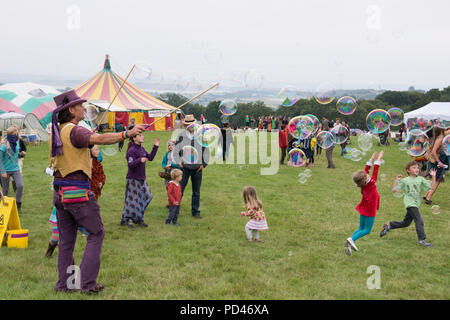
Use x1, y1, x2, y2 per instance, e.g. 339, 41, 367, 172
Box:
183, 114, 196, 125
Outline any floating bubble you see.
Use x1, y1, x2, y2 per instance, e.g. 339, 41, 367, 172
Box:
342, 147, 353, 159
336, 96, 357, 115
100, 144, 118, 157
194, 123, 221, 148
220, 114, 230, 124
281, 97, 299, 107
176, 74, 196, 92
358, 133, 374, 152
387, 107, 404, 126
288, 148, 306, 167
304, 169, 312, 178
244, 70, 264, 90
443, 135, 450, 156
406, 117, 433, 134
314, 83, 336, 105
398, 142, 407, 151
305, 114, 320, 134
366, 109, 391, 134
406, 130, 430, 157
331, 124, 349, 145
219, 100, 237, 116
380, 173, 387, 182
316, 131, 334, 149
288, 116, 315, 140
351, 148, 364, 161
83, 103, 99, 122
431, 205, 440, 215
182, 146, 199, 164
392, 186, 404, 198
432, 119, 450, 129
186, 122, 200, 139
132, 61, 153, 80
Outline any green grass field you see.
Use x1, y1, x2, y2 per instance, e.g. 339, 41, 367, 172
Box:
0, 130, 449, 300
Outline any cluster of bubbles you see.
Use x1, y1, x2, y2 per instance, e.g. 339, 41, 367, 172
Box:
315, 124, 350, 150
298, 169, 312, 184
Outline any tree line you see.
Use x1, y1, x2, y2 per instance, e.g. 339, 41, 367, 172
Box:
158, 86, 450, 130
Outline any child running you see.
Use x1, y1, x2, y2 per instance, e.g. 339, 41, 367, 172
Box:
241, 186, 268, 242
379, 162, 436, 247
165, 169, 183, 226
345, 151, 384, 256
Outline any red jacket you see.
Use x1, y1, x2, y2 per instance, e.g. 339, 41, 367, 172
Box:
279, 130, 288, 149
167, 181, 182, 206
355, 161, 380, 217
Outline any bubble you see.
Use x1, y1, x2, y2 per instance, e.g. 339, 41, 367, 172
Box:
431, 205, 440, 215
358, 133, 374, 152
194, 123, 222, 148
304, 114, 320, 134
351, 149, 364, 161
443, 135, 450, 156
366, 109, 391, 134
342, 147, 353, 159
244, 70, 264, 90
281, 97, 299, 107
330, 124, 349, 145
398, 142, 407, 151
182, 146, 199, 164
336, 96, 357, 115
406, 130, 430, 157
316, 131, 334, 149
304, 169, 312, 178
220, 114, 230, 124
100, 144, 118, 157
433, 119, 450, 129
83, 103, 99, 122
288, 148, 306, 167
176, 74, 196, 92
387, 107, 404, 126
132, 61, 153, 80
406, 117, 433, 134
219, 100, 237, 116
186, 122, 200, 139
380, 173, 387, 182
288, 251, 293, 257
392, 186, 404, 198
314, 83, 336, 105
288, 116, 315, 140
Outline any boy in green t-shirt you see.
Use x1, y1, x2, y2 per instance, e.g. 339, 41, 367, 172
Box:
380, 161, 436, 247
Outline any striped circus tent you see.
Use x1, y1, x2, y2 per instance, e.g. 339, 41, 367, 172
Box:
74, 54, 177, 131
0, 82, 59, 127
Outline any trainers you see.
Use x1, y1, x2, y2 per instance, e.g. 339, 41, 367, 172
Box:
137, 221, 148, 228
192, 214, 202, 219
81, 283, 105, 294
419, 240, 433, 247
346, 237, 358, 251
379, 223, 390, 238
127, 219, 135, 229
344, 241, 352, 256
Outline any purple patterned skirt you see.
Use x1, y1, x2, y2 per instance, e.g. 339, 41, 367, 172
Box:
121, 179, 153, 223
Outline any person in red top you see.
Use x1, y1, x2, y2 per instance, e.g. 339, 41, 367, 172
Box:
165, 169, 183, 226
279, 124, 288, 165
345, 151, 384, 256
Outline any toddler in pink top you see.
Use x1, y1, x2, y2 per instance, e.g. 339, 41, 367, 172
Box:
241, 186, 268, 242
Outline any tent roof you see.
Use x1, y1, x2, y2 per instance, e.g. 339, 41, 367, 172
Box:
74, 55, 175, 111
404, 102, 450, 121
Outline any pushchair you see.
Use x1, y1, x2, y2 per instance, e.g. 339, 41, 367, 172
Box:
378, 130, 390, 146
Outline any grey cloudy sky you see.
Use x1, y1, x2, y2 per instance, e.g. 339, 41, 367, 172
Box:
1, 0, 449, 90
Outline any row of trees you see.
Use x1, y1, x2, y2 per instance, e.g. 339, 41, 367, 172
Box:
159, 86, 450, 130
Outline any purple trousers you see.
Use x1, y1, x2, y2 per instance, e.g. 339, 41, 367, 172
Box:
53, 190, 105, 292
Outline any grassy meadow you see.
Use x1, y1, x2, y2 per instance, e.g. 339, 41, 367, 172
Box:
0, 130, 449, 300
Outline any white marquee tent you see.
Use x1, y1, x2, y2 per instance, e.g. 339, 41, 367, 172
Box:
404, 102, 450, 121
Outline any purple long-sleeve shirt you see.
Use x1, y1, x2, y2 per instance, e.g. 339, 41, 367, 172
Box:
126, 143, 159, 181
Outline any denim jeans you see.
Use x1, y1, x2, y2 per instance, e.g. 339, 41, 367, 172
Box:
180, 167, 202, 216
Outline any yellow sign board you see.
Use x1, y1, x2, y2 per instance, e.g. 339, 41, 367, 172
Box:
0, 196, 21, 246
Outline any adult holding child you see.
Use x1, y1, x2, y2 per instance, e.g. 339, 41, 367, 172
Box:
50, 89, 146, 294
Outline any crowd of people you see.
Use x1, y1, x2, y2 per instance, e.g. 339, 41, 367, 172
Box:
2, 88, 448, 295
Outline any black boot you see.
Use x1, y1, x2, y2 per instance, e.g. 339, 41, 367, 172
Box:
17, 202, 21, 212
45, 241, 58, 258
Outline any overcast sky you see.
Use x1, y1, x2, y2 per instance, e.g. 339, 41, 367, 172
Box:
1, 0, 449, 91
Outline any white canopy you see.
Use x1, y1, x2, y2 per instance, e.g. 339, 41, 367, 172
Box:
404, 102, 450, 121
0, 112, 25, 120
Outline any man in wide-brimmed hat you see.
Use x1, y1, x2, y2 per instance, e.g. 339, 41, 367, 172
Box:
174, 114, 210, 219
50, 89, 146, 294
